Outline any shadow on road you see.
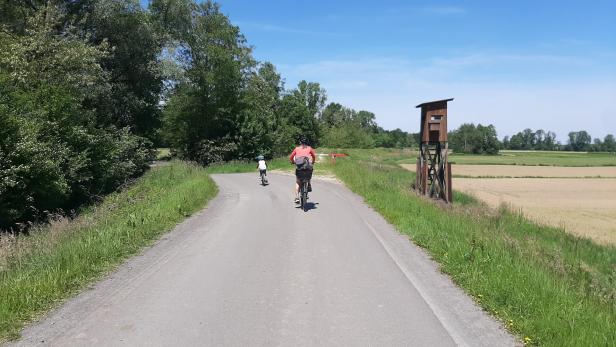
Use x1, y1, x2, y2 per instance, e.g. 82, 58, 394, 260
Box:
296, 202, 318, 211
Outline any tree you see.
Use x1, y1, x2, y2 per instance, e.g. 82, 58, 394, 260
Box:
293, 80, 327, 118
449, 123, 499, 154
603, 134, 616, 152
162, 0, 254, 164
83, 0, 164, 141
567, 131, 592, 151
236, 62, 285, 159
0, 3, 152, 229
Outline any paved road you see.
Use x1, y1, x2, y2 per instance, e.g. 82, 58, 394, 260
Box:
12, 173, 516, 346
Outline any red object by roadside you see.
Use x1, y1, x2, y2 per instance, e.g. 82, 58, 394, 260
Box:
331, 153, 349, 164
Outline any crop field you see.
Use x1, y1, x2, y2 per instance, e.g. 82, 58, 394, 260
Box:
400, 151, 616, 245
454, 177, 616, 245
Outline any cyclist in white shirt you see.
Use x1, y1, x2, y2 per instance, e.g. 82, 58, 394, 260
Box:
256, 155, 267, 178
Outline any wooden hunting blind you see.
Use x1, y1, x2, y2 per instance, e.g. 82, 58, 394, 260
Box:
415, 98, 453, 203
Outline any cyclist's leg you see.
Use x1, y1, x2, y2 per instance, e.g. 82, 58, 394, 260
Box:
294, 174, 300, 202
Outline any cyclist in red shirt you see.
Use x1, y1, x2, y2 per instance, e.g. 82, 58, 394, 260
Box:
289, 136, 316, 203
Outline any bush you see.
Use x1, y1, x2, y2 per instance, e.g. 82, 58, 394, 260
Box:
0, 20, 154, 230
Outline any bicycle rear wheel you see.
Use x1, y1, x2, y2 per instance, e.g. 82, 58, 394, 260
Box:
301, 182, 308, 211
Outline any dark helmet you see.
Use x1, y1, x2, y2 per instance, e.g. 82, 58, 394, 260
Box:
298, 136, 308, 145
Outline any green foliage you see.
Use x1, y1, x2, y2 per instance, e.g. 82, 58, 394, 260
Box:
237, 62, 285, 159
0, 2, 155, 229
591, 134, 616, 152
449, 123, 500, 154
318, 102, 413, 149
322, 124, 375, 148
503, 128, 558, 151
83, 0, 164, 140
161, 0, 255, 161
566, 130, 592, 151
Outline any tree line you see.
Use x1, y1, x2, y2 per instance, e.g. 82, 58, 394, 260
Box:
449, 125, 616, 154
0, 0, 412, 230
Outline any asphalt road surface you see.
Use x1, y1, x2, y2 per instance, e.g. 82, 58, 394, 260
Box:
11, 173, 516, 346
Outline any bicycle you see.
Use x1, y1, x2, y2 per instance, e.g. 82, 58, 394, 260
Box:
296, 168, 312, 212
299, 179, 309, 211
259, 169, 268, 186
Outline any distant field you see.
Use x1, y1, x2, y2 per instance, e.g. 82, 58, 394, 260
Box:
448, 151, 616, 166
400, 164, 616, 178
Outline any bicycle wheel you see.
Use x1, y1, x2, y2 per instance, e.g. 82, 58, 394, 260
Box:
301, 182, 308, 211
260, 172, 266, 185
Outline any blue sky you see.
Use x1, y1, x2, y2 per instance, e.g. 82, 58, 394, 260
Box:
147, 0, 616, 140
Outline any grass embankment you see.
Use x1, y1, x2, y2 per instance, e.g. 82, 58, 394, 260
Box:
333, 149, 616, 346
0, 161, 217, 341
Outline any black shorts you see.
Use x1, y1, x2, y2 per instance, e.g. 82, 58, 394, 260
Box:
295, 168, 313, 182
259, 169, 267, 176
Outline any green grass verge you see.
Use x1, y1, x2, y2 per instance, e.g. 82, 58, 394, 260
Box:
0, 161, 217, 341
332, 149, 616, 346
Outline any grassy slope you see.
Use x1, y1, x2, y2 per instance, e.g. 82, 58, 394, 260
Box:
332, 149, 616, 346
0, 161, 217, 341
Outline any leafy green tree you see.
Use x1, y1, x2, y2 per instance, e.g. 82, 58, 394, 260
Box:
236, 62, 285, 159
322, 125, 375, 148
450, 123, 499, 154
567, 131, 592, 151
294, 80, 327, 118
603, 134, 616, 152
162, 0, 254, 164
321, 102, 343, 127
0, 2, 153, 229
83, 0, 164, 140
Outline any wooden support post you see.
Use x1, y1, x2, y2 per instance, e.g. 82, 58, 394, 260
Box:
447, 162, 453, 203
422, 162, 428, 195
416, 158, 420, 190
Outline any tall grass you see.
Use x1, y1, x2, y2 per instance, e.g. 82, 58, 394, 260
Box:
333, 150, 616, 346
0, 161, 217, 341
